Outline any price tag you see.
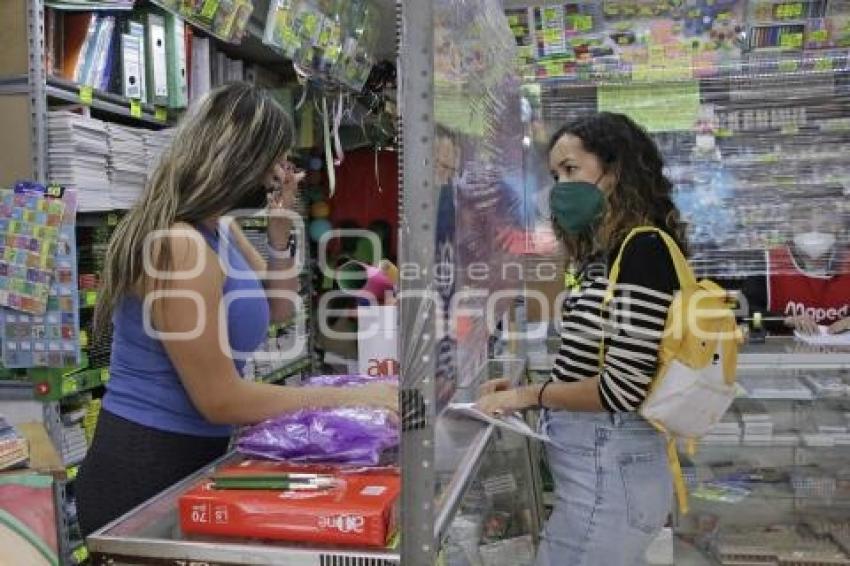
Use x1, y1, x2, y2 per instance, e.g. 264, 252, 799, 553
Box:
778, 59, 799, 72
155, 106, 168, 122
67, 465, 79, 481
107, 212, 118, 226
72, 545, 89, 564
129, 98, 142, 118
815, 57, 832, 71
543, 28, 562, 44
200, 0, 219, 20
779, 32, 803, 48
85, 291, 97, 306
79, 330, 89, 348
79, 85, 93, 106
543, 60, 563, 76
507, 15, 520, 26
810, 30, 828, 42
100, 368, 110, 382
62, 377, 78, 396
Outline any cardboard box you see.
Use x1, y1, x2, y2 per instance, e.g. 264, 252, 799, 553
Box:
179, 460, 400, 548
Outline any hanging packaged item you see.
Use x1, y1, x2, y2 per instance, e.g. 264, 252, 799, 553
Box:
179, 459, 400, 547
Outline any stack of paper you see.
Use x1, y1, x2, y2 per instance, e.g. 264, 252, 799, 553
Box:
702, 412, 741, 445
106, 123, 148, 209
144, 128, 175, 173
48, 111, 111, 211
738, 400, 773, 445
0, 416, 29, 471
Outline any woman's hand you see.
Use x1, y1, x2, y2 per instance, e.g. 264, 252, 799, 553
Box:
264, 159, 305, 249
784, 314, 820, 335
478, 377, 511, 397
828, 317, 850, 335
476, 387, 536, 417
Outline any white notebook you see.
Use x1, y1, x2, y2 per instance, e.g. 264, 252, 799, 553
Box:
447, 403, 550, 442
794, 326, 850, 347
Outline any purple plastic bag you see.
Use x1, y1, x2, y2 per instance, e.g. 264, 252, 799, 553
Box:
236, 375, 399, 466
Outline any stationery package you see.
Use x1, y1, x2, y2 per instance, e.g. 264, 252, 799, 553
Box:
179, 459, 400, 547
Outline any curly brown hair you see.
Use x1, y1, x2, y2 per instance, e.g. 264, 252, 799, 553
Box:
549, 112, 688, 261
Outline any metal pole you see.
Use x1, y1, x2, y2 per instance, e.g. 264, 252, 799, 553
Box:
26, 0, 47, 182
398, 0, 437, 564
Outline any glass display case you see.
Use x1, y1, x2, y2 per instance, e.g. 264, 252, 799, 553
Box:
675, 342, 850, 565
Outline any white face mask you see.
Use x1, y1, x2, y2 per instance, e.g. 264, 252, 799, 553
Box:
793, 232, 836, 260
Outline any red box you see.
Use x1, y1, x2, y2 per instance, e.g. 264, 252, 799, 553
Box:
178, 460, 400, 548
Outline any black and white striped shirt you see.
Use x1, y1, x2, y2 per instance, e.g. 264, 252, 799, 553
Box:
551, 232, 679, 412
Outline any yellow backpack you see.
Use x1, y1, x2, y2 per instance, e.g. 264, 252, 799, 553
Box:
602, 227, 743, 513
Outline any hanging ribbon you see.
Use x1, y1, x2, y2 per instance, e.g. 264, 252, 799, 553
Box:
322, 96, 336, 197
332, 91, 345, 167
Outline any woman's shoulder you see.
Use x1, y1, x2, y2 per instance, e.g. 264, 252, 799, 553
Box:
613, 230, 679, 294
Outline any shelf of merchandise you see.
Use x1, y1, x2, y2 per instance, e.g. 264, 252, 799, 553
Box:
0, 74, 172, 127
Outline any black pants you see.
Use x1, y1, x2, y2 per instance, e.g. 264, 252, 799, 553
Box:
76, 409, 229, 538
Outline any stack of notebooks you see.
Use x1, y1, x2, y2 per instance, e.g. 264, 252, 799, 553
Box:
48, 111, 111, 211
106, 123, 147, 208
738, 400, 774, 445
61, 408, 88, 466
0, 416, 29, 471
701, 412, 741, 445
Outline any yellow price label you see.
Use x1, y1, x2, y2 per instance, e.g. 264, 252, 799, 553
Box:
815, 57, 832, 71
72, 545, 89, 563
542, 7, 559, 21
574, 14, 593, 31
155, 106, 168, 122
200, 0, 219, 20
85, 291, 97, 306
778, 59, 799, 72
107, 212, 118, 226
129, 98, 142, 118
777, 2, 803, 18
779, 32, 803, 48
62, 378, 78, 396
543, 28, 562, 44
79, 85, 93, 106
507, 15, 520, 26
810, 30, 828, 42
100, 368, 110, 382
543, 61, 564, 76
67, 465, 79, 481
303, 13, 318, 35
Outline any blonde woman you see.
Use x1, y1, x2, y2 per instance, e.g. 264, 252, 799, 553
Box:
76, 83, 397, 536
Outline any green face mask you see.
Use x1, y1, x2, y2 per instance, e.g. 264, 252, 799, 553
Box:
550, 181, 605, 235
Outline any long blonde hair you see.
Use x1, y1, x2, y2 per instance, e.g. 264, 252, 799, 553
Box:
95, 82, 293, 333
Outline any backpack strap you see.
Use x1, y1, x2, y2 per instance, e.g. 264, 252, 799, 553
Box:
600, 226, 697, 515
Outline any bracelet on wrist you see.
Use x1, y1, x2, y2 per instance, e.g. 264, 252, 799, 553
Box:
268, 233, 296, 260
537, 379, 553, 409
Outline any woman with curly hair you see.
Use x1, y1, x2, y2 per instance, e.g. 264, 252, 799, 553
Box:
478, 112, 686, 565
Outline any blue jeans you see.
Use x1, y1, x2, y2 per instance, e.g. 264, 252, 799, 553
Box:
536, 410, 673, 566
